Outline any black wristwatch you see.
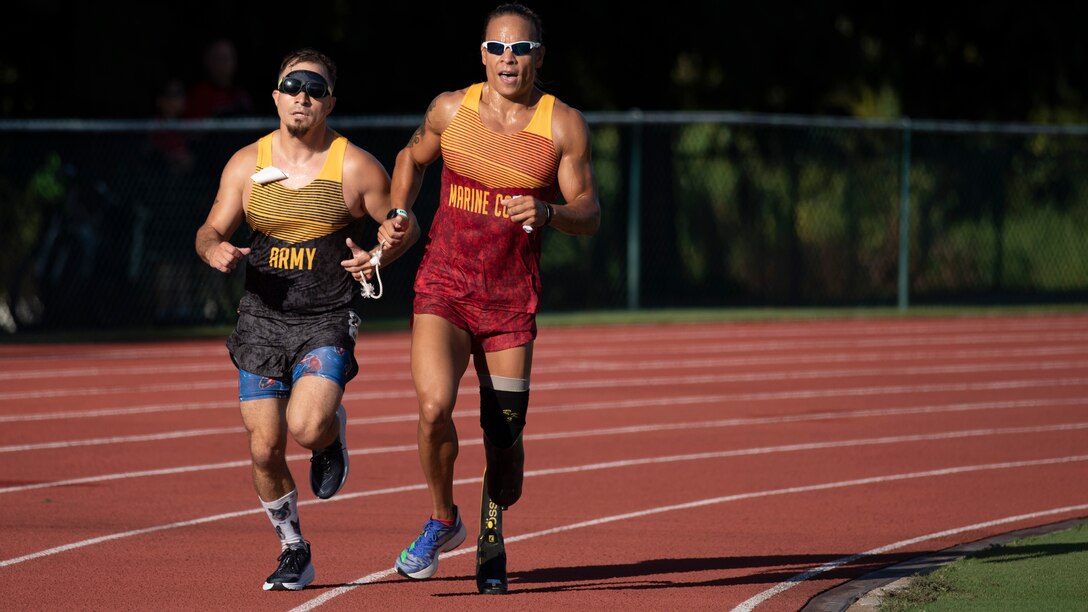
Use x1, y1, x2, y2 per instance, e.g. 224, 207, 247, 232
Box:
386, 208, 409, 220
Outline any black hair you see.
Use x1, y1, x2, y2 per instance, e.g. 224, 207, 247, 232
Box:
279, 48, 338, 90
483, 3, 544, 43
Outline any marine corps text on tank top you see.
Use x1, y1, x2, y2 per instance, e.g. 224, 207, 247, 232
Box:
415, 83, 561, 313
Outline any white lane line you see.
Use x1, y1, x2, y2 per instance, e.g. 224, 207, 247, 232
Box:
0, 390, 425, 423
541, 329, 1088, 359
549, 363, 1088, 392
0, 479, 428, 569
4, 388, 1086, 455
5, 451, 1087, 571
295, 499, 1088, 612
4, 356, 1087, 401
731, 503, 1088, 611
6, 370, 1086, 425
547, 395, 1087, 420
0, 443, 416, 494
0, 379, 236, 401
553, 317, 1088, 344
0, 426, 244, 452
6, 417, 1087, 495
2, 317, 1082, 366
290, 456, 1088, 610
562, 345, 1088, 372
0, 459, 253, 494
0, 337, 408, 363
0, 400, 237, 423
555, 322, 1088, 347
0, 346, 229, 362
0, 361, 225, 381
531, 421, 1088, 443
6, 343, 1086, 383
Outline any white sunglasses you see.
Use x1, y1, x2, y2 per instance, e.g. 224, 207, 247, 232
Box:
481, 40, 541, 56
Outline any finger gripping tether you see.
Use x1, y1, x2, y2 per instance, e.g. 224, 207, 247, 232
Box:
359, 249, 383, 299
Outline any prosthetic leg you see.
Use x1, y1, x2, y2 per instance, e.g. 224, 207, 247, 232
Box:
475, 377, 528, 594
483, 434, 524, 509
476, 468, 508, 594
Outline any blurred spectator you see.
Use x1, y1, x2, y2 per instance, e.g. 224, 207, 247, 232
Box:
140, 77, 204, 323
149, 77, 194, 173
186, 38, 253, 118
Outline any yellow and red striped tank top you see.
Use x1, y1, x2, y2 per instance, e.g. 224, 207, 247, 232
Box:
414, 83, 561, 312
245, 132, 359, 313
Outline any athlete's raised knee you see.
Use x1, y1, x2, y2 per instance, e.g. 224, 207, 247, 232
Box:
288, 408, 339, 449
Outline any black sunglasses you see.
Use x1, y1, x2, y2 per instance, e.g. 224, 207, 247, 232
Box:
277, 70, 333, 99
482, 40, 541, 56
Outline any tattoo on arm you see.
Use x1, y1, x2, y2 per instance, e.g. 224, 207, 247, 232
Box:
407, 96, 440, 148
407, 125, 423, 148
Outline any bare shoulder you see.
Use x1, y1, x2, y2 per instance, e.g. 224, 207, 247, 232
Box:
342, 141, 391, 211
343, 140, 388, 178
222, 141, 260, 182
549, 98, 591, 154
425, 88, 470, 132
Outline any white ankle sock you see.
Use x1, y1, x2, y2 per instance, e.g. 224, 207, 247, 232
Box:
261, 489, 304, 548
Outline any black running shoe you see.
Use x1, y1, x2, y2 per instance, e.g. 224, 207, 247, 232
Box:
263, 542, 314, 591
310, 405, 349, 499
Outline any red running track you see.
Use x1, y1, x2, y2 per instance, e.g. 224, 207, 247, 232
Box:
1, 313, 1086, 611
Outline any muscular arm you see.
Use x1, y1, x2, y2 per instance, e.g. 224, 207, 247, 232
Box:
342, 144, 418, 270
195, 146, 254, 272
549, 104, 601, 235
362, 92, 463, 266
502, 102, 601, 235
390, 92, 461, 214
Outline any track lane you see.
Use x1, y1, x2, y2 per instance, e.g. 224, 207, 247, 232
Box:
1, 314, 1085, 610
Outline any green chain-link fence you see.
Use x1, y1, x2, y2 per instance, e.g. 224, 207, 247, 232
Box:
2, 113, 1086, 334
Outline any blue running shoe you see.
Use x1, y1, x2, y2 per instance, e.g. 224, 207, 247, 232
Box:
395, 507, 468, 579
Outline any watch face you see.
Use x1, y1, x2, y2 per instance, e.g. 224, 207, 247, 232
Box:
387, 208, 408, 220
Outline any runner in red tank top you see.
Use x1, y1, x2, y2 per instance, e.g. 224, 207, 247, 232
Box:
378, 3, 601, 594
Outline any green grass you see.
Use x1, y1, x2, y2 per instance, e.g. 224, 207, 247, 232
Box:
2, 303, 1086, 344
534, 303, 1087, 328
879, 522, 1088, 611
